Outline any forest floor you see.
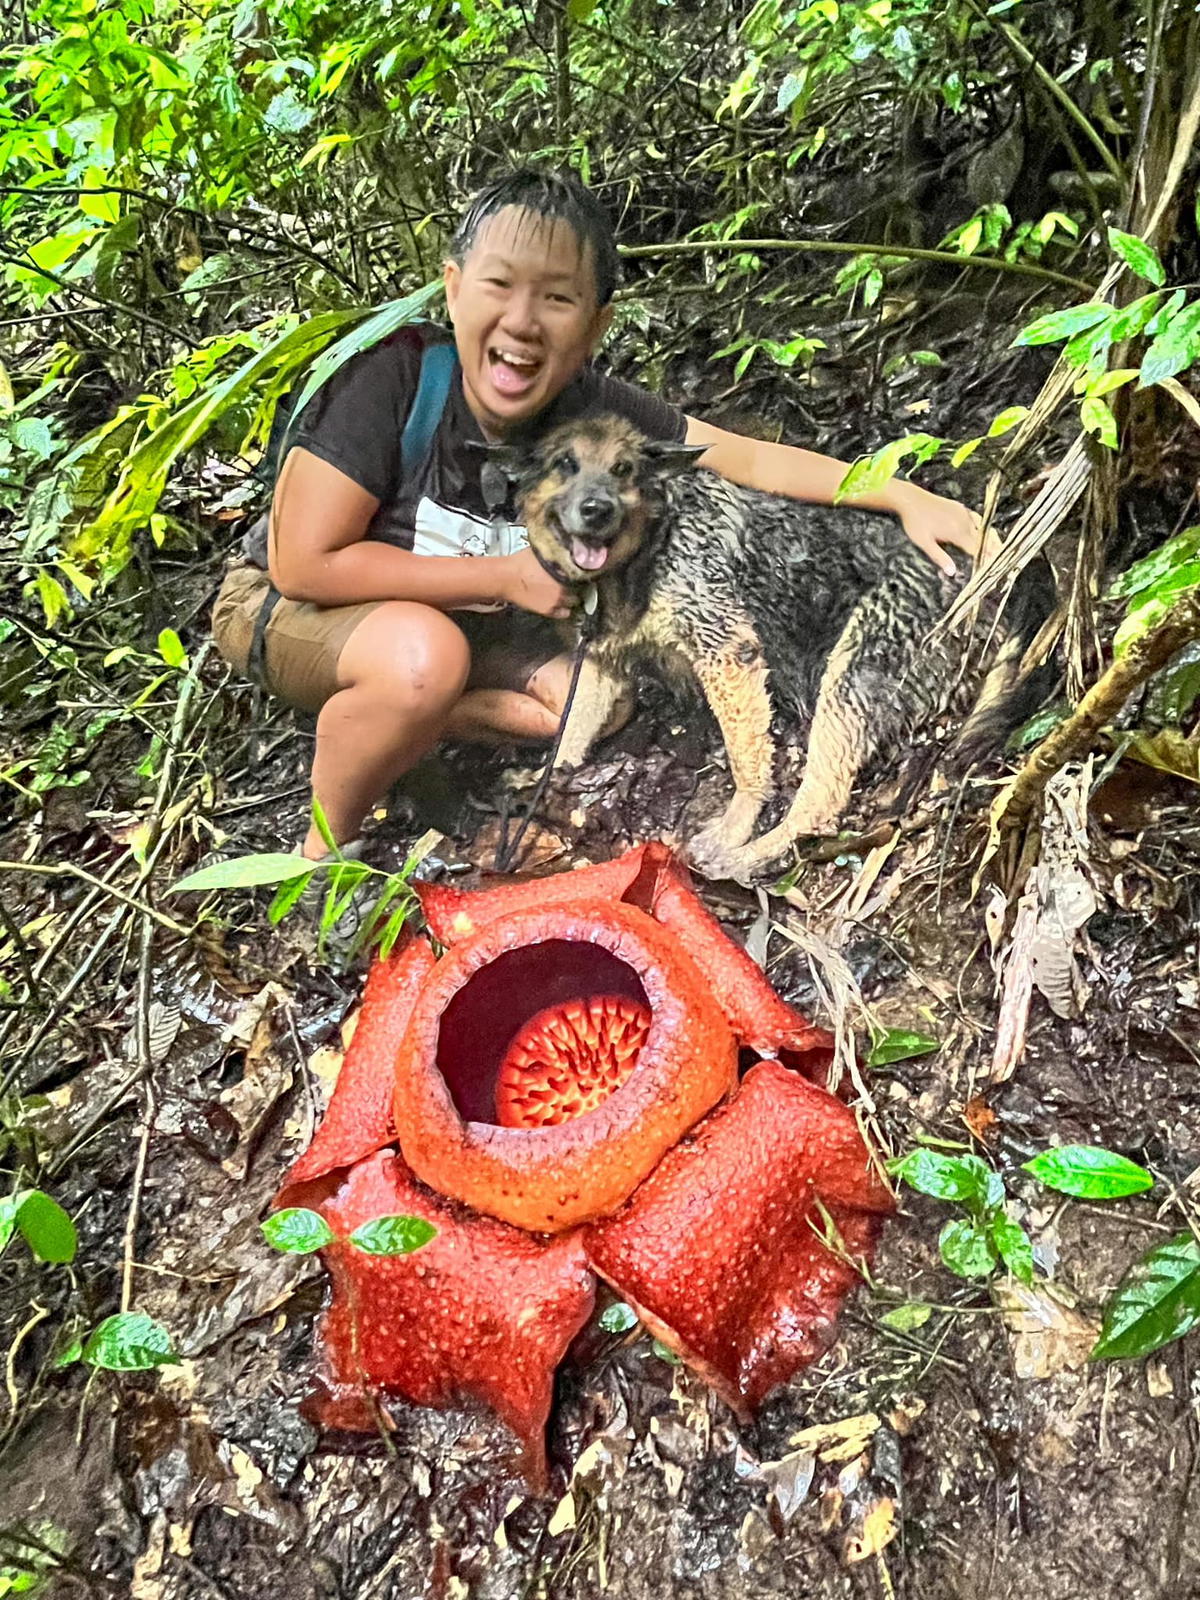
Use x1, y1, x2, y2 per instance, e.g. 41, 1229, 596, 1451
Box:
2, 274, 1200, 1600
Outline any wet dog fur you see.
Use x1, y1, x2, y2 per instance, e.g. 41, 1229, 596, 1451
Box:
494, 414, 1009, 881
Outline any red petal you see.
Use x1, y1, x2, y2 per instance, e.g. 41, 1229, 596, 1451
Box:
314, 1150, 595, 1491
584, 1060, 892, 1415
392, 899, 738, 1232
417, 844, 653, 944
649, 863, 833, 1065
277, 938, 435, 1201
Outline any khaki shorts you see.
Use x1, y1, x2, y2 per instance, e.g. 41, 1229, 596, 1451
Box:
211, 563, 566, 715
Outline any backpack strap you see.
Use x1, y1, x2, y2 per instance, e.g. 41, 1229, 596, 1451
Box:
399, 341, 458, 493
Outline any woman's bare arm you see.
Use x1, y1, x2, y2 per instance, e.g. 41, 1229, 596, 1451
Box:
267, 449, 570, 616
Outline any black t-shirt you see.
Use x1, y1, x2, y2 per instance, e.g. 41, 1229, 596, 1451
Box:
290, 324, 687, 559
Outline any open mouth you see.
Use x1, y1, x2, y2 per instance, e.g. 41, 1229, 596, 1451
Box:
569, 538, 610, 572
488, 347, 542, 399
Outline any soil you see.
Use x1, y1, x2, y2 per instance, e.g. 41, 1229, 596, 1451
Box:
3, 262, 1200, 1599
4, 653, 1200, 1600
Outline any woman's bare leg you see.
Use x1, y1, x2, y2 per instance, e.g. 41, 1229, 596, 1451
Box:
302, 602, 470, 858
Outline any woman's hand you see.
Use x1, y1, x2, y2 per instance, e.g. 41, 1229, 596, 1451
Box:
888, 482, 1000, 577
498, 548, 576, 618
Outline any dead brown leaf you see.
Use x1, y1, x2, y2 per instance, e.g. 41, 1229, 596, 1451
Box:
996, 1280, 1099, 1378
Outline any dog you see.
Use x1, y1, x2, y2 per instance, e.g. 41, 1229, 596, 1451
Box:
492, 414, 1027, 882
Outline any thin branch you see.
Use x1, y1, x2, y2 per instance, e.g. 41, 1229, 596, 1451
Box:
1001, 588, 1200, 831
0, 863, 189, 936
963, 0, 1124, 181
618, 237, 1096, 295
0, 251, 200, 349
0, 185, 360, 294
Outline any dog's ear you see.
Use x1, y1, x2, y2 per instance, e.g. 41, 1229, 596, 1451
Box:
640, 440, 709, 477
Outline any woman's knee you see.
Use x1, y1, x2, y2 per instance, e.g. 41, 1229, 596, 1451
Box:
337, 603, 471, 709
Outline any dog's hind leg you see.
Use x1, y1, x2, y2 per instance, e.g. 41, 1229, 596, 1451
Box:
684, 632, 776, 874
725, 578, 947, 879
553, 654, 633, 770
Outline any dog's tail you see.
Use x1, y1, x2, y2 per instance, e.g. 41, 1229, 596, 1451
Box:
945, 558, 1058, 770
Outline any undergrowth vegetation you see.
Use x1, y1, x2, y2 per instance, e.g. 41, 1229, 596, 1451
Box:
2, 0, 1200, 1588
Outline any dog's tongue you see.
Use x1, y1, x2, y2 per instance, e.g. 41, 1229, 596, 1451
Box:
571, 539, 609, 572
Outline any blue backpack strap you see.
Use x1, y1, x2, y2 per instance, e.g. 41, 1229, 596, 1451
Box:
400, 340, 458, 492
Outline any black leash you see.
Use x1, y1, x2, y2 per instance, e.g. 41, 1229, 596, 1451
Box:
493, 576, 597, 874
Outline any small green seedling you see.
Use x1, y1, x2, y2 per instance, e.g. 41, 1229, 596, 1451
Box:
262, 1207, 437, 1257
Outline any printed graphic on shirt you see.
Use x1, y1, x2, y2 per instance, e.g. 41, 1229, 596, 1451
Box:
413, 496, 528, 560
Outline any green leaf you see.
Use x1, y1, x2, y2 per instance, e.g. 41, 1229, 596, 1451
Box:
1144, 288, 1187, 337
879, 1301, 933, 1332
169, 852, 316, 892
987, 406, 1029, 438
261, 1208, 334, 1253
156, 627, 187, 669
10, 417, 55, 461
651, 1337, 682, 1365
1108, 526, 1200, 600
891, 1149, 994, 1205
990, 1213, 1035, 1284
1023, 1145, 1153, 1198
950, 436, 984, 468
1109, 291, 1164, 341
82, 1312, 177, 1371
15, 1190, 77, 1263
835, 435, 940, 502
52, 1335, 83, 1368
939, 1217, 999, 1278
868, 1027, 940, 1067
1107, 227, 1165, 287
348, 1214, 437, 1255
599, 1302, 639, 1333
1083, 367, 1139, 398
1006, 702, 1068, 752
283, 282, 442, 440
311, 795, 338, 856
1012, 302, 1113, 348
1146, 638, 1200, 724
1092, 1232, 1200, 1359
1113, 560, 1200, 654
267, 871, 314, 924
1080, 395, 1118, 449
1140, 303, 1200, 388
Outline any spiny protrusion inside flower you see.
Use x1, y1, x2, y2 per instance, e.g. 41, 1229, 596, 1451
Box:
495, 996, 652, 1128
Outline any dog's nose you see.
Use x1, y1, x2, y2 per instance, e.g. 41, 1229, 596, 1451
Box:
578, 495, 618, 530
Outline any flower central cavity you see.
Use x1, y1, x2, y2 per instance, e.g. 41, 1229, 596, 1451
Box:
495, 995, 652, 1129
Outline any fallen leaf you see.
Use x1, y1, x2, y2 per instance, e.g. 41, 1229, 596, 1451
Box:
787, 1412, 880, 1462
844, 1495, 897, 1563
996, 1280, 1099, 1378
548, 1491, 576, 1536
754, 1449, 816, 1524
963, 1095, 999, 1144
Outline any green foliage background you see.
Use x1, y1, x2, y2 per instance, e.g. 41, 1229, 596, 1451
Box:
2, 0, 1197, 609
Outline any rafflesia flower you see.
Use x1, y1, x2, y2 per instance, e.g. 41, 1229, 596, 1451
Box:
276, 843, 893, 1488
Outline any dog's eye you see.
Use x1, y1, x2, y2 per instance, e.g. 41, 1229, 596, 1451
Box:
610, 459, 634, 480
552, 451, 577, 476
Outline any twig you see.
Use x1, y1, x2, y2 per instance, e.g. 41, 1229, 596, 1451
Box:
1001, 588, 1200, 830
120, 919, 156, 1313
0, 863, 188, 936
0, 892, 42, 1007
618, 237, 1096, 295
0, 251, 200, 348
0, 185, 361, 295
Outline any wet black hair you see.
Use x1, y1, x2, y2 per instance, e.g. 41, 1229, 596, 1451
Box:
449, 168, 621, 307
